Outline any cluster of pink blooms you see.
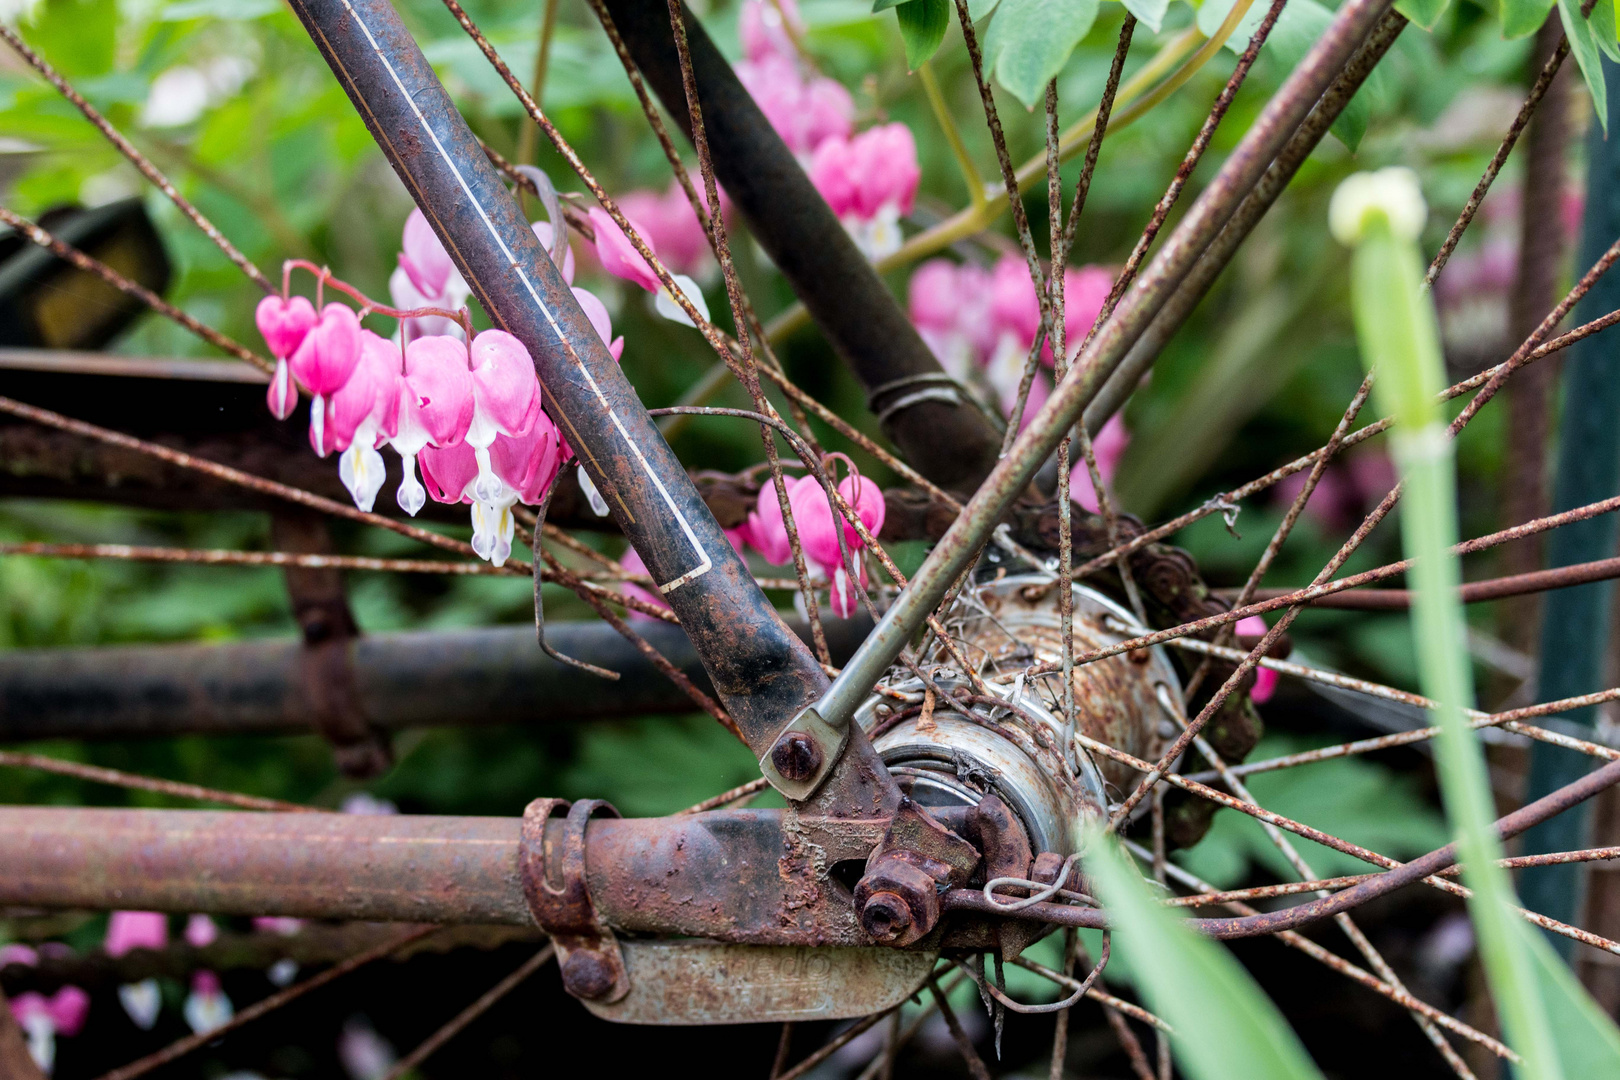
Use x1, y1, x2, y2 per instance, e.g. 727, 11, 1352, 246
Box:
732, 0, 919, 259
909, 254, 1128, 510
620, 459, 886, 620
1, 943, 87, 1075
257, 210, 631, 568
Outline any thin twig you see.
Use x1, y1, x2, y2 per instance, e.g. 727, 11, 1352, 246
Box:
380, 945, 555, 1080
0, 751, 317, 813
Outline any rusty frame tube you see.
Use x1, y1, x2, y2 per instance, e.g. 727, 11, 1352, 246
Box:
596, 0, 1004, 498
0, 618, 871, 743
283, 0, 894, 815
809, 0, 1399, 731
2, 752, 1614, 940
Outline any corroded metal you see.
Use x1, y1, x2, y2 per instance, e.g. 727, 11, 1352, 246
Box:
0, 618, 873, 741
519, 798, 630, 1003
580, 942, 937, 1025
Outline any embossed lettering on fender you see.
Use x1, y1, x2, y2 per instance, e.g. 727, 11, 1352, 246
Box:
581, 941, 938, 1025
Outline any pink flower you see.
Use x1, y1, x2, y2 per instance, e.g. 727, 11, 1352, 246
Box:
743, 474, 815, 565
422, 411, 567, 567
616, 182, 715, 279
255, 294, 317, 360
808, 124, 917, 260
105, 912, 168, 958
327, 331, 404, 512
420, 439, 479, 506
787, 464, 885, 618
490, 416, 566, 505
466, 329, 543, 503
0, 944, 38, 968
183, 970, 232, 1035
184, 914, 217, 948
257, 295, 316, 421
573, 286, 625, 360
391, 209, 470, 344
390, 334, 475, 516
398, 207, 455, 299
587, 206, 662, 294
289, 303, 362, 397
11, 984, 89, 1071
989, 255, 1042, 349
1069, 413, 1128, 513
1236, 615, 1278, 703
735, 53, 854, 158
740, 0, 805, 62
252, 917, 305, 936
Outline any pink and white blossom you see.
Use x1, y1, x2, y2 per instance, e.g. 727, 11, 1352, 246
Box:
615, 182, 716, 280
10, 984, 89, 1073
105, 912, 166, 1031
1236, 615, 1278, 703
329, 331, 403, 512
183, 970, 233, 1035
809, 124, 918, 260
586, 207, 710, 327
390, 334, 475, 517
256, 294, 316, 420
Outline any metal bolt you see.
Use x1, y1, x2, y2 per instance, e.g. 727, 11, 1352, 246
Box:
770, 731, 823, 782
560, 949, 617, 1000
860, 890, 913, 943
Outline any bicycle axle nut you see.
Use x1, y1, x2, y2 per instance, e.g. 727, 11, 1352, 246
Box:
770, 730, 823, 782
561, 949, 618, 1000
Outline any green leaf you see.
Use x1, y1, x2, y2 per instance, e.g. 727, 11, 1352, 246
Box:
968, 0, 1002, 20
1518, 919, 1620, 1074
1392, 0, 1453, 30
1120, 0, 1170, 33
982, 0, 1100, 107
1587, 0, 1620, 63
1560, 0, 1610, 132
1500, 0, 1557, 38
1086, 830, 1327, 1080
896, 0, 951, 67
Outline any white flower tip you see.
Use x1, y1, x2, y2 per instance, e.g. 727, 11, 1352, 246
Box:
1329, 167, 1426, 246
654, 275, 709, 328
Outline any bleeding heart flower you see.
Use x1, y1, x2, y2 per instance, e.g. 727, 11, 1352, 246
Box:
183, 970, 233, 1035
330, 332, 404, 512
809, 124, 918, 261
11, 985, 89, 1073
735, 53, 852, 158
742, 474, 814, 566
391, 335, 475, 516
255, 294, 317, 360
490, 414, 565, 506
288, 303, 363, 455
788, 468, 885, 569
466, 329, 543, 503
615, 182, 716, 279
573, 286, 625, 361
586, 207, 710, 328
398, 208, 456, 299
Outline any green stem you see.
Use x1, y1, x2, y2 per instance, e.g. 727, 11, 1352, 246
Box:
1349, 212, 1562, 1079
516, 0, 561, 167
919, 60, 987, 211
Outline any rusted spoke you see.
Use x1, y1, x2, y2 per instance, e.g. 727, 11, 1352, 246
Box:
95, 926, 438, 1080
0, 751, 315, 813
379, 945, 555, 1080
0, 207, 272, 374
926, 976, 993, 1080
1123, 841, 1518, 1063
1425, 33, 1570, 286
0, 25, 273, 293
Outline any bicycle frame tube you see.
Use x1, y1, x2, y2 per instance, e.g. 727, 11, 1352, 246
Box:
807, 0, 1399, 730
284, 0, 896, 815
